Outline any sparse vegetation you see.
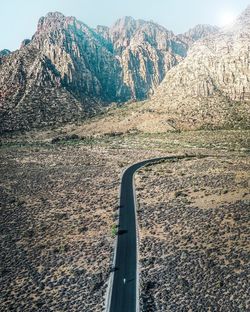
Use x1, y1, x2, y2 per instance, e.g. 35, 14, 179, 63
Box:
136, 156, 250, 311
111, 224, 118, 237
0, 136, 166, 311
0, 128, 249, 311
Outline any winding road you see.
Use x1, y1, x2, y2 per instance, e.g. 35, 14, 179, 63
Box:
106, 156, 182, 312
105, 155, 204, 311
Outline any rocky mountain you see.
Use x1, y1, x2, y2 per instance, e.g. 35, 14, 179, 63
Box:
145, 6, 250, 130
0, 12, 196, 132
105, 17, 189, 99
181, 24, 219, 43
0, 9, 244, 133
0, 13, 122, 132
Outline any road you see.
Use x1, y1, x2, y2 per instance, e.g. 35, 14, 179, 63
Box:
106, 157, 171, 312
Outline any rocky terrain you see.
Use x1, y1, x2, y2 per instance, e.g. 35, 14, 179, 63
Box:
146, 5, 250, 129
53, 6, 249, 134
180, 24, 219, 44
0, 128, 249, 311
136, 155, 250, 311
98, 16, 188, 100
0, 136, 168, 311
0, 11, 220, 132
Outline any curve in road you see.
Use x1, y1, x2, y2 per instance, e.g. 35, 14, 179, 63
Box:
106, 156, 192, 312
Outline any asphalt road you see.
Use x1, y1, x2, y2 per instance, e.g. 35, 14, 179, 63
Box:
107, 157, 168, 312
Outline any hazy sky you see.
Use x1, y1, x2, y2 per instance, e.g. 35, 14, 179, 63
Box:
1, 0, 249, 51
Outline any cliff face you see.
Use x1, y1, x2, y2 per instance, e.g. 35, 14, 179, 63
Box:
107, 17, 188, 99
181, 24, 219, 43
30, 12, 131, 104
0, 45, 85, 132
1, 9, 247, 133
0, 13, 193, 131
96, 18, 219, 100
0, 13, 125, 132
147, 6, 250, 129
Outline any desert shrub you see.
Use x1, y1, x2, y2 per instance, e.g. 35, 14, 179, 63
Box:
51, 137, 61, 144
51, 134, 80, 144
111, 224, 117, 237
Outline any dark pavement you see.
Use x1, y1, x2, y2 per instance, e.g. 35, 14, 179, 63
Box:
108, 157, 167, 312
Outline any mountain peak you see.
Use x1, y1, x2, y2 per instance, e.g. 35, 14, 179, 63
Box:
119, 16, 135, 23
37, 11, 66, 31
223, 5, 250, 33
35, 11, 86, 40
37, 11, 80, 31
237, 4, 250, 25
44, 11, 65, 19
111, 16, 145, 31
183, 24, 219, 41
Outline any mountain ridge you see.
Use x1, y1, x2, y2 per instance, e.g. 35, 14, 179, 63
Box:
0, 8, 249, 133
140, 5, 250, 130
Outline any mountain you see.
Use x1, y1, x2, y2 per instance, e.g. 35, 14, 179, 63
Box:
0, 10, 239, 133
106, 17, 188, 99
145, 6, 250, 130
0, 13, 195, 132
181, 24, 219, 43
0, 13, 123, 132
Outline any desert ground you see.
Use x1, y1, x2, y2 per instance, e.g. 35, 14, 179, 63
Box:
136, 155, 250, 311
0, 129, 249, 311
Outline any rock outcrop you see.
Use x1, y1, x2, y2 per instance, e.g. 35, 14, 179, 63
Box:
0, 12, 193, 132
1, 8, 248, 132
20, 39, 31, 48
147, 6, 250, 129
181, 24, 219, 43
32, 12, 130, 103
0, 45, 85, 131
107, 17, 188, 99
0, 13, 125, 132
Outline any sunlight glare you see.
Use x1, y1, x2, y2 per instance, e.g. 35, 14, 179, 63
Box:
219, 11, 237, 27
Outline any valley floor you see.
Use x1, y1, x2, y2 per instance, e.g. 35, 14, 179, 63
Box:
0, 130, 249, 311
136, 156, 250, 311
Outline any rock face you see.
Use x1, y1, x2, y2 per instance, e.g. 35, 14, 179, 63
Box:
0, 45, 85, 131
106, 17, 188, 99
181, 24, 219, 43
0, 8, 248, 132
20, 39, 31, 48
96, 18, 216, 100
0, 13, 193, 132
32, 12, 130, 103
148, 6, 250, 129
0, 13, 123, 132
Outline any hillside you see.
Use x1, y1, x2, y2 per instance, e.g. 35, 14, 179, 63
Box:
0, 12, 219, 133
0, 13, 201, 133
75, 6, 249, 134
147, 5, 250, 129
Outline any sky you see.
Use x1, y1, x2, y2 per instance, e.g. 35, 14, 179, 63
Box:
1, 0, 249, 51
